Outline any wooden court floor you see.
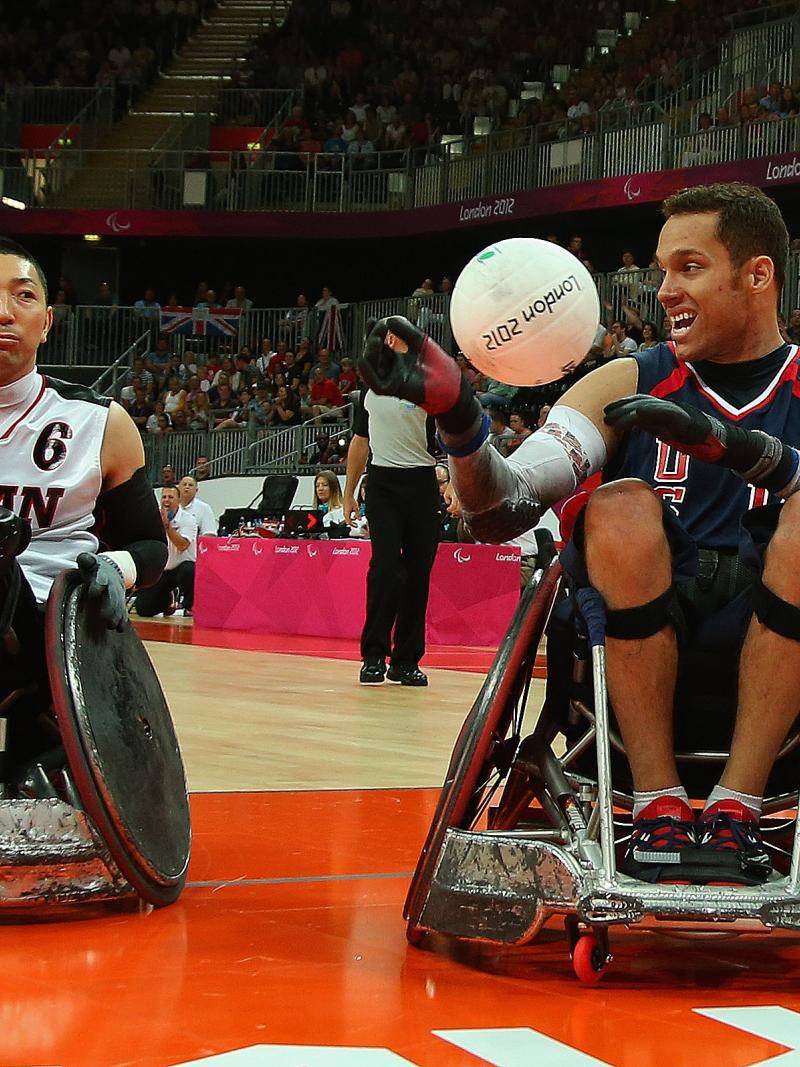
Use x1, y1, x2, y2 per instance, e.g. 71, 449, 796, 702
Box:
6, 622, 800, 1067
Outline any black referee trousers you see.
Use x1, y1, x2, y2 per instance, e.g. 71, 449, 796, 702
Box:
361, 464, 440, 667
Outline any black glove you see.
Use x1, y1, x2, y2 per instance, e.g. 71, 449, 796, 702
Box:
604, 394, 800, 496
358, 316, 481, 435
76, 553, 129, 631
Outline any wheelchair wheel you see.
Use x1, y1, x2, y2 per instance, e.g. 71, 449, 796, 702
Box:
404, 560, 562, 943
46, 569, 191, 906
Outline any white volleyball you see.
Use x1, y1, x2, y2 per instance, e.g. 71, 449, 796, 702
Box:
449, 237, 600, 386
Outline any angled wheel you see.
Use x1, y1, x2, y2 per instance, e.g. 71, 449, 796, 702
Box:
45, 569, 191, 906
404, 560, 562, 942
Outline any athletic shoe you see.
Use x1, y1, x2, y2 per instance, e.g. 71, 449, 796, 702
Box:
386, 664, 428, 687
359, 659, 386, 685
622, 796, 697, 883
695, 799, 772, 884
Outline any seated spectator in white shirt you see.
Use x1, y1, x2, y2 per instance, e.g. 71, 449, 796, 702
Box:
487, 407, 516, 453
608, 319, 639, 358
178, 476, 217, 535
314, 470, 345, 526
226, 285, 253, 311
134, 486, 198, 617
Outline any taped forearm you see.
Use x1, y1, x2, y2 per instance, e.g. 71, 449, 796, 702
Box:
444, 406, 607, 543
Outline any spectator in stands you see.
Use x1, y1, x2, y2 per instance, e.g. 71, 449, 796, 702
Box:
178, 476, 217, 536
147, 335, 173, 375
787, 309, 800, 345
256, 337, 276, 378
638, 321, 661, 350
127, 386, 153, 430
537, 404, 551, 428
476, 373, 516, 409
612, 249, 642, 302
215, 388, 252, 430
210, 380, 234, 413
163, 375, 187, 416
231, 351, 257, 392
226, 285, 253, 311
487, 408, 515, 453
311, 347, 341, 380
506, 411, 534, 454
608, 320, 639, 358
159, 464, 178, 488
338, 356, 358, 395
282, 294, 309, 345
267, 385, 301, 426
455, 352, 479, 386
134, 286, 161, 324
187, 392, 215, 432
135, 486, 197, 619
95, 281, 116, 307
310, 366, 345, 424
314, 470, 346, 526
146, 401, 171, 434
195, 456, 211, 481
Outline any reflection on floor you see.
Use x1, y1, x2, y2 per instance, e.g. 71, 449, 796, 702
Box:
4, 622, 799, 1067
6, 789, 800, 1067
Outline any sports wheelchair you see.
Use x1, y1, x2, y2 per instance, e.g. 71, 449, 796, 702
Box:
405, 553, 800, 982
0, 511, 190, 910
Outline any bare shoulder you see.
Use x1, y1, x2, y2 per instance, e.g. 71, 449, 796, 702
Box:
554, 358, 639, 456
101, 401, 146, 490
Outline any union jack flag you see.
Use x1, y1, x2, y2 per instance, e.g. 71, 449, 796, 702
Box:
159, 306, 242, 337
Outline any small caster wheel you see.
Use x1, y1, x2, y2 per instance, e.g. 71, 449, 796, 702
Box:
571, 932, 609, 984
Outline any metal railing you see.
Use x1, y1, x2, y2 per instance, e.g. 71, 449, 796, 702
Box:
91, 333, 152, 396
637, 9, 800, 131
141, 417, 353, 482
16, 98, 800, 216
215, 88, 298, 130
0, 87, 112, 127
42, 306, 161, 367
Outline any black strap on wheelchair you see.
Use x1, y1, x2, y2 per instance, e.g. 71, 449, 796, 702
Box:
605, 585, 677, 640
752, 576, 800, 641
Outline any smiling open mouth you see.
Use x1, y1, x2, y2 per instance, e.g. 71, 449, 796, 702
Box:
670, 313, 697, 341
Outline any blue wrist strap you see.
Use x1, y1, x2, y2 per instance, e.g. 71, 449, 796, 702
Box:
436, 413, 491, 457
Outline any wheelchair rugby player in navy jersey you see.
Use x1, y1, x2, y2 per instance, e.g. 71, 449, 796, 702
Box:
359, 182, 800, 889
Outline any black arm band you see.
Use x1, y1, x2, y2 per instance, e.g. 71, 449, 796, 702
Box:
94, 467, 167, 588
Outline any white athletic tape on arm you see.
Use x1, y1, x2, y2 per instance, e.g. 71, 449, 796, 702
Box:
506, 405, 607, 507
98, 550, 137, 589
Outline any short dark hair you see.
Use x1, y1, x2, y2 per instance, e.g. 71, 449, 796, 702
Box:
662, 182, 788, 298
0, 238, 48, 301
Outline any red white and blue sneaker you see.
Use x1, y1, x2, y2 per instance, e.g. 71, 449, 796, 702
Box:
623, 796, 697, 884
695, 799, 772, 885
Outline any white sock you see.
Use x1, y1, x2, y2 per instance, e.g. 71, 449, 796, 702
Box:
633, 786, 690, 819
703, 785, 762, 819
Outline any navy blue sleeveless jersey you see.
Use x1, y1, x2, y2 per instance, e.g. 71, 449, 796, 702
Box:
604, 341, 800, 550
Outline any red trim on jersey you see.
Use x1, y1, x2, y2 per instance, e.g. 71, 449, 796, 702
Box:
688, 354, 800, 421
0, 376, 47, 441
650, 348, 800, 421
650, 364, 691, 398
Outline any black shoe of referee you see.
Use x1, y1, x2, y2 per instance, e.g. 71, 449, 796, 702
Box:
359, 659, 386, 685
386, 663, 428, 686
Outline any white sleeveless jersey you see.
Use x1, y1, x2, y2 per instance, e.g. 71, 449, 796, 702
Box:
0, 370, 111, 603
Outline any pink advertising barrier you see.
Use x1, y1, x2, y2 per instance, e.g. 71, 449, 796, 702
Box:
194, 538, 521, 647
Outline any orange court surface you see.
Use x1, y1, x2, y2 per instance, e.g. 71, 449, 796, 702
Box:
8, 619, 800, 1067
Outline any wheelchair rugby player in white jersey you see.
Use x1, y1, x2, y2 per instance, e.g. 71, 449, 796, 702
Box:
0, 238, 190, 908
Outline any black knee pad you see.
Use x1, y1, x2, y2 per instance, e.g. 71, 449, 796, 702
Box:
752, 577, 800, 641
605, 585, 677, 640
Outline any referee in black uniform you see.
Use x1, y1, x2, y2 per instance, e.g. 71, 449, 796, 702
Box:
344, 386, 440, 686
